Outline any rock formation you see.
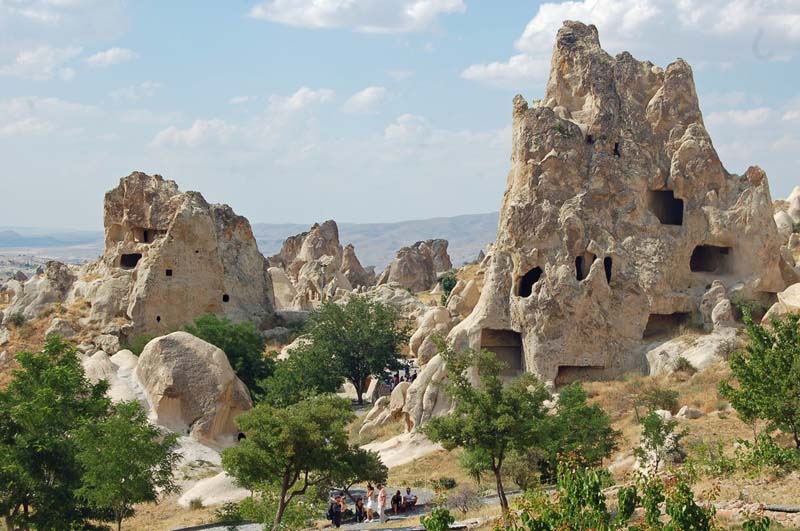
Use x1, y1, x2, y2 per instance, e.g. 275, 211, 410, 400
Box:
378, 239, 453, 293
379, 21, 793, 434
136, 331, 252, 448
2, 261, 75, 323
443, 21, 789, 386
268, 220, 374, 310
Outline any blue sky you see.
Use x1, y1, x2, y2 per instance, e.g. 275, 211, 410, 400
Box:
1, 0, 798, 230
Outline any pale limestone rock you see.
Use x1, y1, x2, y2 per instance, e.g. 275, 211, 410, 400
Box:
268, 267, 297, 310
136, 331, 252, 448
45, 318, 76, 339
378, 240, 452, 293
676, 406, 704, 419
447, 21, 787, 385
0, 328, 8, 347
762, 282, 800, 323
645, 328, 737, 376
94, 333, 120, 355
82, 350, 139, 404
446, 279, 480, 318
341, 244, 376, 289
774, 210, 794, 239
3, 261, 75, 323
178, 472, 249, 508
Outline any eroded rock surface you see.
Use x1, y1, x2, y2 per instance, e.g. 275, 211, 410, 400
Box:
378, 239, 453, 292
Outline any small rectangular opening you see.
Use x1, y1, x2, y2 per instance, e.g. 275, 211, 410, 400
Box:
120, 253, 142, 269
647, 190, 684, 225
643, 312, 691, 339
480, 329, 523, 377
690, 245, 733, 274
165, 269, 173, 277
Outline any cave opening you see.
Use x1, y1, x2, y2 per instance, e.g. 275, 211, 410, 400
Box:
690, 245, 732, 274
647, 190, 684, 225
120, 253, 142, 269
603, 257, 612, 284
575, 253, 596, 281
643, 312, 691, 339
518, 267, 543, 297
480, 329, 523, 377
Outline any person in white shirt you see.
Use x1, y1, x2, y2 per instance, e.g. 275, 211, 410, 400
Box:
403, 487, 418, 510
378, 483, 388, 523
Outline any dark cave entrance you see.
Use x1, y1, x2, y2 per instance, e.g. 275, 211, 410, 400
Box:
480, 329, 523, 377
647, 190, 684, 225
518, 267, 543, 297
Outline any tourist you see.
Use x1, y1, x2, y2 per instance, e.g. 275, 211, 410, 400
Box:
355, 497, 366, 523
403, 487, 418, 510
327, 494, 343, 528
391, 490, 403, 514
365, 483, 375, 522
339, 493, 347, 513
393, 373, 400, 387
378, 483, 388, 523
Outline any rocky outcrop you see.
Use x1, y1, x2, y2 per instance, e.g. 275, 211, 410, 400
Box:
446, 21, 788, 386
269, 220, 373, 310
762, 282, 800, 323
2, 261, 75, 323
409, 307, 454, 365
136, 332, 252, 448
378, 239, 453, 293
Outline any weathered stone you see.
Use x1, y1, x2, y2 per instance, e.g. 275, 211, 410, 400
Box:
45, 318, 76, 339
136, 331, 252, 447
378, 240, 452, 293
676, 406, 704, 419
3, 261, 75, 322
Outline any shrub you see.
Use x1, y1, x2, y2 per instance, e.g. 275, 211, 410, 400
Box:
6, 311, 25, 327
189, 497, 204, 510
633, 382, 679, 418
421, 506, 455, 531
674, 356, 697, 375
432, 477, 457, 491
440, 272, 458, 299
447, 485, 484, 516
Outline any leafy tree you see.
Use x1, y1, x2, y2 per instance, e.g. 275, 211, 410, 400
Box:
421, 506, 455, 531
719, 312, 800, 448
330, 447, 387, 503
259, 342, 343, 407
74, 401, 180, 531
440, 272, 458, 305
185, 314, 274, 398
222, 394, 371, 530
537, 383, 618, 478
635, 411, 686, 476
423, 344, 550, 514
0, 337, 110, 530
305, 297, 410, 405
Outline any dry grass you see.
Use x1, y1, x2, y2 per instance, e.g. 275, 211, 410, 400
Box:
388, 448, 480, 491
121, 495, 218, 531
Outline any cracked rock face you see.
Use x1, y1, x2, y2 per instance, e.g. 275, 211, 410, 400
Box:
378, 239, 453, 293
445, 21, 788, 385
101, 172, 275, 338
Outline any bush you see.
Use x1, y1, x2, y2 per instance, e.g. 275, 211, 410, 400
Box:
674, 356, 697, 375
185, 314, 273, 398
633, 383, 679, 418
432, 477, 457, 491
189, 497, 204, 510
447, 486, 484, 516
421, 506, 455, 531
440, 272, 458, 299
6, 311, 25, 327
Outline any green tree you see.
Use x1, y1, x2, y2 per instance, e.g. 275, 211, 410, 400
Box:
259, 342, 344, 407
0, 337, 110, 530
330, 447, 387, 502
423, 344, 549, 514
185, 314, 274, 398
635, 411, 686, 476
74, 401, 180, 531
719, 312, 800, 448
222, 394, 368, 530
305, 297, 410, 405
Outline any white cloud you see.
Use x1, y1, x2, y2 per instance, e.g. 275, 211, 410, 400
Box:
463, 0, 800, 87
0, 96, 100, 138
268, 87, 334, 112
706, 107, 776, 127
342, 86, 387, 113
249, 0, 465, 33
229, 95, 252, 105
0, 117, 54, 137
151, 119, 236, 148
0, 46, 81, 80
110, 81, 161, 102
460, 54, 549, 86
85, 47, 138, 68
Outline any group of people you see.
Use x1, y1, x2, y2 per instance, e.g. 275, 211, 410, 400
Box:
327, 484, 418, 528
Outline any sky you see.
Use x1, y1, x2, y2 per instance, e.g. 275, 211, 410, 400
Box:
0, 0, 798, 230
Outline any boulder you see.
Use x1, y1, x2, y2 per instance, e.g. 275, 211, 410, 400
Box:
3, 261, 75, 322
676, 406, 704, 419
268, 267, 297, 310
45, 318, 76, 339
645, 328, 737, 376
446, 279, 480, 318
136, 331, 252, 447
94, 333, 120, 355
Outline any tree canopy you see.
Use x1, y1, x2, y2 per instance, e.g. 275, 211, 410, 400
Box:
185, 314, 273, 399
222, 394, 379, 530
303, 296, 410, 404
259, 342, 343, 408
719, 312, 800, 448
423, 344, 550, 513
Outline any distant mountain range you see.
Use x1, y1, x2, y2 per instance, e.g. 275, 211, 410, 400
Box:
253, 212, 499, 269
0, 212, 500, 271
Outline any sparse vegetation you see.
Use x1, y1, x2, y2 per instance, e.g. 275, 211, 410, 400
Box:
188, 497, 204, 510
5, 311, 25, 327
675, 355, 698, 375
